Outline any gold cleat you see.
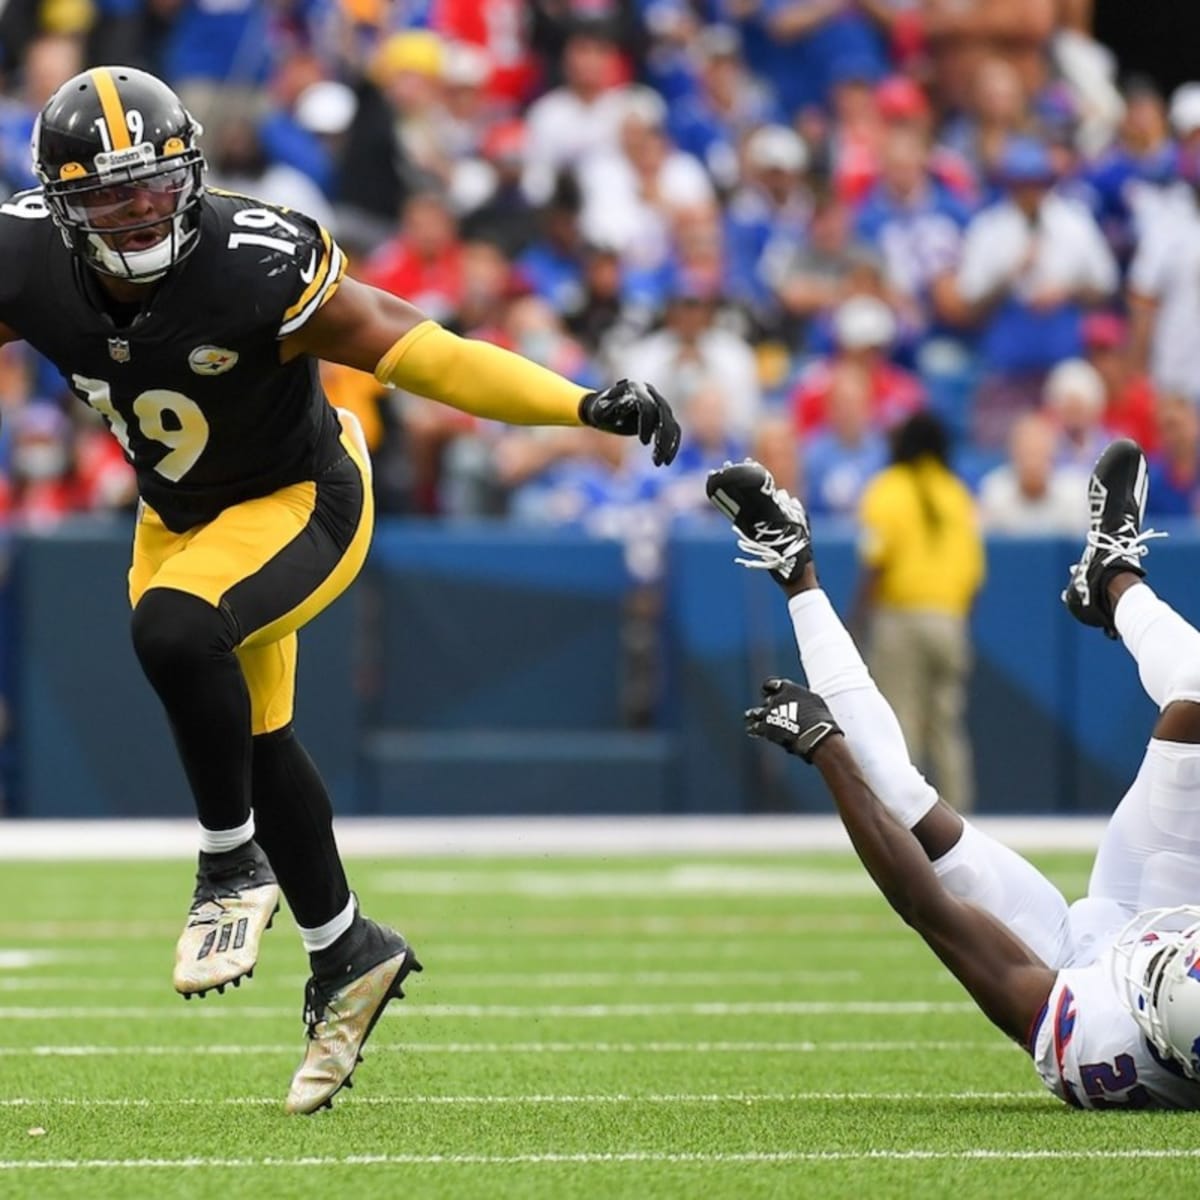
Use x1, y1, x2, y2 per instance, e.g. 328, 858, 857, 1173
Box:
173, 841, 280, 998
285, 919, 421, 1115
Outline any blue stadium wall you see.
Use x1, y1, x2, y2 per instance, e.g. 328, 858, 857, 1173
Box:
5, 517, 1194, 819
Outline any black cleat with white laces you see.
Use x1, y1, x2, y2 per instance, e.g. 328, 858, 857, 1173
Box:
1063, 438, 1165, 639
705, 459, 813, 586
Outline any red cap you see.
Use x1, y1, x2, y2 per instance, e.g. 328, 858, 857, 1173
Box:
1082, 312, 1127, 351
875, 76, 930, 122
482, 119, 526, 163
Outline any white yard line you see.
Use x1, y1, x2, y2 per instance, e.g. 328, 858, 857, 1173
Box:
0, 815, 1109, 860
0, 969, 864, 992
0, 916, 902, 939
0, 1039, 1011, 1057
0, 1091, 1048, 1108
1, 1150, 1197, 1170
367, 867, 880, 897
0, 1000, 978, 1020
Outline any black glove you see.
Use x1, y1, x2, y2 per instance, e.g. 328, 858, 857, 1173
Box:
744, 678, 843, 764
579, 379, 681, 467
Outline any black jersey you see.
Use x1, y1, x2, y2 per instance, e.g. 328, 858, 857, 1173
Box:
0, 188, 348, 531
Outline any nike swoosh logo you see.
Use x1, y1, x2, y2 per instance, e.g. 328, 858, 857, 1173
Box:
298, 248, 319, 284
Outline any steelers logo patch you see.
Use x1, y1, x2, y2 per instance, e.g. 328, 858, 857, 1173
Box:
188, 346, 239, 376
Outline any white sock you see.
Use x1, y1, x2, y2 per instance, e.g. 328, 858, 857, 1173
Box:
932, 821, 1072, 969
1114, 583, 1200, 709
298, 895, 356, 954
198, 814, 255, 855
788, 589, 938, 829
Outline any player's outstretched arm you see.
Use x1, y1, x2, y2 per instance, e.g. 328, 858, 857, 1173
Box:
746, 678, 1056, 1045
282, 275, 681, 466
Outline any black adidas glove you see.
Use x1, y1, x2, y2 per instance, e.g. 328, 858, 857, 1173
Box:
579, 379, 681, 467
744, 678, 843, 764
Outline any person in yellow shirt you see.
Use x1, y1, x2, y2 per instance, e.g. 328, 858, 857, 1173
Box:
855, 413, 985, 811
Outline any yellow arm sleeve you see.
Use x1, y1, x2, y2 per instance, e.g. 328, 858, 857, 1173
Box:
374, 320, 588, 426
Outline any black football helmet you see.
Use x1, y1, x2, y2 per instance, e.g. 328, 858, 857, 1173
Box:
32, 67, 205, 283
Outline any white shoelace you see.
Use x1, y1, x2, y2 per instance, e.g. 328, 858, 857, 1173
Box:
733, 489, 810, 572
1087, 522, 1167, 567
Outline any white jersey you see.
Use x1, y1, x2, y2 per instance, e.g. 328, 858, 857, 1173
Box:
1032, 948, 1200, 1109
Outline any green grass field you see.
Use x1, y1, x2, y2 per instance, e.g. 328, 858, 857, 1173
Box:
1, 850, 1198, 1200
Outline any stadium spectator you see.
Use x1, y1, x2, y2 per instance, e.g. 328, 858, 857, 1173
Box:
206, 116, 336, 233
1146, 395, 1200, 519
792, 295, 923, 434
335, 33, 445, 255
1042, 358, 1110, 472
624, 202, 741, 326
87, 0, 150, 70
854, 123, 971, 341
527, 6, 638, 90
364, 188, 465, 325
802, 359, 889, 518
639, 377, 748, 521
921, 0, 1056, 115
724, 124, 812, 323
160, 0, 273, 129
455, 240, 519, 338
667, 25, 782, 192
1080, 313, 1158, 454
762, 0, 893, 115
951, 136, 1118, 447
856, 411, 984, 811
521, 20, 629, 205
373, 31, 454, 191
872, 75, 976, 199
0, 404, 92, 533
0, 34, 82, 198
460, 120, 540, 256
1169, 82, 1200, 158
939, 57, 1032, 183
977, 411, 1089, 532
431, 0, 539, 107
496, 425, 629, 526
827, 65, 890, 208
256, 53, 342, 198
1081, 78, 1175, 264
566, 242, 649, 369
515, 171, 588, 320
764, 188, 871, 336
437, 42, 498, 198
578, 85, 715, 271
1128, 146, 1200, 404
624, 276, 761, 440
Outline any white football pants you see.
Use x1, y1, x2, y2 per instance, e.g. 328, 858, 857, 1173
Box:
788, 584, 1200, 970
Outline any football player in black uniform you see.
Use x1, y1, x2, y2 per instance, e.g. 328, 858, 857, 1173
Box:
10, 67, 681, 1113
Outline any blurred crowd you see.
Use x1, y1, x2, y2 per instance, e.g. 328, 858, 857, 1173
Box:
0, 0, 1198, 553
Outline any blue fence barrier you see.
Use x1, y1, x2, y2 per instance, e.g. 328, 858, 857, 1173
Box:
6, 518, 1197, 818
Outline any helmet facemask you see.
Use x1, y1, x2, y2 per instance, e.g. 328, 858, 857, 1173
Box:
1111, 905, 1200, 1078
37, 127, 205, 284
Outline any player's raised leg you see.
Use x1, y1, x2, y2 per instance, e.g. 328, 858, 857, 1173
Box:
1063, 438, 1200, 924
707, 461, 1073, 967
130, 544, 280, 1000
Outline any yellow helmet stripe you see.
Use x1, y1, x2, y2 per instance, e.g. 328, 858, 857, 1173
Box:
90, 68, 132, 151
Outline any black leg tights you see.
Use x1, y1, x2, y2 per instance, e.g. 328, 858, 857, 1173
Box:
131, 588, 251, 831
132, 587, 351, 927
251, 725, 351, 929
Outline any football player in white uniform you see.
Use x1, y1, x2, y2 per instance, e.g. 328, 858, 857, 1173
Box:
706, 439, 1200, 1109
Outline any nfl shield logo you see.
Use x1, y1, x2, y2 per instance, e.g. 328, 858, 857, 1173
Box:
108, 337, 131, 363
